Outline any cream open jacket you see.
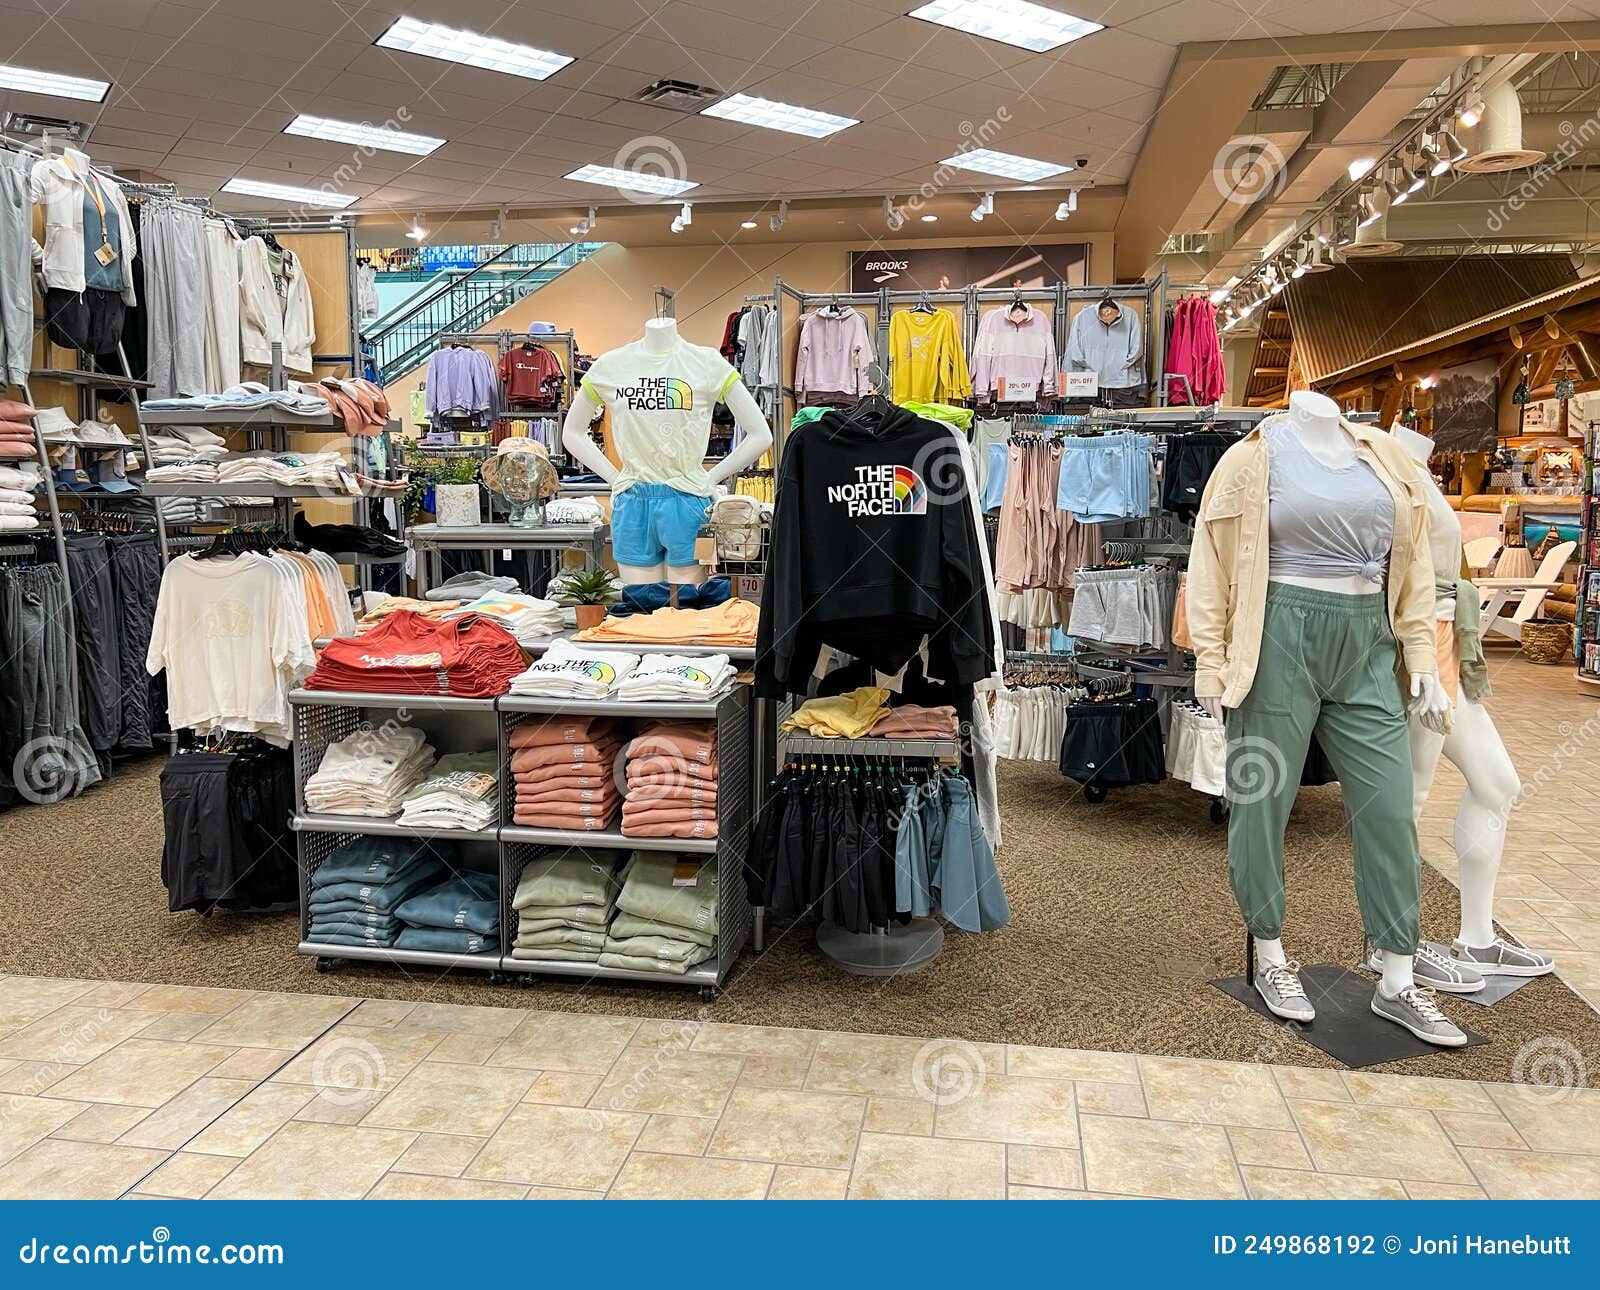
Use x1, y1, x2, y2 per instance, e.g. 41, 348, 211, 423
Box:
239, 238, 315, 375
1187, 416, 1437, 708
28, 149, 138, 303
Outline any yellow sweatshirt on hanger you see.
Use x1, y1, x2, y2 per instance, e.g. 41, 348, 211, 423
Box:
889, 308, 971, 404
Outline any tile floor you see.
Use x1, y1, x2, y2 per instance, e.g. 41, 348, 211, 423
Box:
0, 657, 1595, 1200
0, 975, 1597, 1199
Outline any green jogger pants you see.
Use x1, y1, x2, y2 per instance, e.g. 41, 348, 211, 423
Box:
1225, 583, 1421, 955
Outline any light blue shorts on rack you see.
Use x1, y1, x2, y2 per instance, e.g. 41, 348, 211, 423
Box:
612, 482, 712, 569
1055, 432, 1152, 522
981, 442, 1009, 514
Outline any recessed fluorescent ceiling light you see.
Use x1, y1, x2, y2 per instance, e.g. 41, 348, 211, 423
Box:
909, 0, 1103, 52
221, 177, 356, 208
375, 16, 572, 80
700, 93, 857, 138
0, 63, 110, 102
564, 164, 697, 197
940, 147, 1069, 181
284, 114, 445, 156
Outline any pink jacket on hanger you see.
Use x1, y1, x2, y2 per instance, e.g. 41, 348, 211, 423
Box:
1165, 297, 1226, 405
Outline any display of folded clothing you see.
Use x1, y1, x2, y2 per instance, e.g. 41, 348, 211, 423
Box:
306, 609, 526, 696
293, 511, 406, 558
508, 639, 639, 698
572, 598, 759, 646
394, 869, 499, 936
424, 571, 518, 603
597, 852, 718, 971
304, 725, 435, 816
509, 849, 621, 961
393, 751, 499, 831
216, 450, 346, 488
394, 926, 499, 954
622, 721, 718, 840
142, 383, 330, 415
1, 402, 39, 459
868, 704, 960, 740
354, 596, 462, 630
306, 841, 450, 947
544, 496, 604, 524
604, 576, 732, 618
509, 715, 624, 829
444, 591, 563, 639
782, 687, 891, 738
147, 460, 220, 482
613, 652, 736, 702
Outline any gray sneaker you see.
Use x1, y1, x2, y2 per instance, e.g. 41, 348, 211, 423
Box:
1365, 942, 1484, 994
1255, 960, 1315, 1022
1371, 986, 1469, 1047
1451, 937, 1555, 978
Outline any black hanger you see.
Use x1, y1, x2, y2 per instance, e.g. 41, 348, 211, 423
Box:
912, 291, 936, 314
255, 230, 282, 253
842, 392, 893, 430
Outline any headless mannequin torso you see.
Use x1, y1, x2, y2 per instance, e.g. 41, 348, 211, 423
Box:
561, 318, 773, 586
1201, 391, 1451, 1003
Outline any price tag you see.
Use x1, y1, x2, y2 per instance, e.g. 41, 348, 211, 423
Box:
1062, 371, 1099, 397
995, 376, 1036, 403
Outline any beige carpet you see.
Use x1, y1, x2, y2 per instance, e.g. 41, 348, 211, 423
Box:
2, 753, 1596, 1084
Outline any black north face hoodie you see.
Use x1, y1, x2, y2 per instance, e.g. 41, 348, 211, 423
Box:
754, 401, 993, 697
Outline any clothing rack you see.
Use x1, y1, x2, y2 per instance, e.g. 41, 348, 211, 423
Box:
434, 329, 578, 426
781, 734, 962, 764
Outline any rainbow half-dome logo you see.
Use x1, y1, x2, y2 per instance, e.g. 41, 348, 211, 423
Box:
892, 465, 927, 514
663, 378, 692, 410
583, 661, 617, 685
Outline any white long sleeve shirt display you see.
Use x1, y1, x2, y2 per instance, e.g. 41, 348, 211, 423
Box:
146, 553, 317, 744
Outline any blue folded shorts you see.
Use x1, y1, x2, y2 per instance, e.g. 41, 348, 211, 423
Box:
612, 483, 712, 568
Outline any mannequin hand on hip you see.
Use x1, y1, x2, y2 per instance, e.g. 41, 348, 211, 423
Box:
1408, 671, 1452, 735
1199, 695, 1225, 723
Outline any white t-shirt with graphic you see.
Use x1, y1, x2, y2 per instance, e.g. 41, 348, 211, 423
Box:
580, 337, 741, 496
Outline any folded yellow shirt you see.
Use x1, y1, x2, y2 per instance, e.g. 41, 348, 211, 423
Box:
781, 687, 891, 739
573, 598, 760, 646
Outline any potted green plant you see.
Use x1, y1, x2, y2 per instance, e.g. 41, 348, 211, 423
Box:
558, 568, 622, 630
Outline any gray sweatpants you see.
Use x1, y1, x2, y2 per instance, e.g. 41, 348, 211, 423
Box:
0, 151, 32, 386
143, 200, 207, 398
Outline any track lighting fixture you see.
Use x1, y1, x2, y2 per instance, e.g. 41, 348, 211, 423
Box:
1440, 128, 1468, 162
1383, 163, 1407, 206
769, 199, 788, 232
969, 190, 995, 222
884, 195, 905, 231
1054, 200, 1070, 221
1357, 192, 1382, 228
405, 216, 427, 241
1420, 138, 1448, 176
1460, 98, 1485, 129
671, 202, 692, 233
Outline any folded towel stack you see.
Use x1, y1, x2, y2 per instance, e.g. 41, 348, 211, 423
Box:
508, 640, 639, 699
305, 726, 435, 817
392, 869, 500, 955
394, 751, 499, 831
508, 714, 623, 830
509, 848, 621, 962
614, 652, 736, 702
622, 721, 719, 840
600, 853, 718, 975
306, 838, 449, 948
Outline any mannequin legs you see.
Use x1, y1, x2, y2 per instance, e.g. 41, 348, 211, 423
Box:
1409, 696, 1522, 948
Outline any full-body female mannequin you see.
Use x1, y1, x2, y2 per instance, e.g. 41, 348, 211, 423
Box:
1191, 390, 1467, 1046
1388, 423, 1554, 982
562, 317, 772, 586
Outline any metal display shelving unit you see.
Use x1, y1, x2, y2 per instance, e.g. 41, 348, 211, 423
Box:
287, 683, 753, 997
408, 521, 608, 593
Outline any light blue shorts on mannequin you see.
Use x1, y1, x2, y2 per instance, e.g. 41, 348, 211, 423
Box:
612, 483, 712, 568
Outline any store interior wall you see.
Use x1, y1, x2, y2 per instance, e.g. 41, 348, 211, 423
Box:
380, 229, 1116, 418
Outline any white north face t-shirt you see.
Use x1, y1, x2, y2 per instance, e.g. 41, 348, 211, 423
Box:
580, 337, 740, 496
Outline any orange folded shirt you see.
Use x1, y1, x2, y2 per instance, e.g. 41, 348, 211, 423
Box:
622, 781, 718, 807
622, 817, 718, 840
626, 753, 718, 784
509, 740, 623, 774
573, 598, 759, 646
510, 716, 619, 749
628, 722, 716, 764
